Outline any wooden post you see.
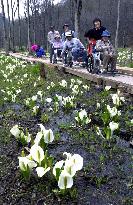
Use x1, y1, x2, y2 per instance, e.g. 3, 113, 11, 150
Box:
40, 63, 47, 79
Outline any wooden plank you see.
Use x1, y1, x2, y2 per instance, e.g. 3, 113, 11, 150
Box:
8, 53, 133, 94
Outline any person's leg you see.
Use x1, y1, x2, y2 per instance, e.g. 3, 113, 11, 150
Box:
103, 54, 110, 70
81, 50, 88, 64
110, 55, 117, 71
72, 49, 80, 62
53, 49, 57, 63
50, 44, 54, 63
57, 49, 62, 58
78, 49, 88, 66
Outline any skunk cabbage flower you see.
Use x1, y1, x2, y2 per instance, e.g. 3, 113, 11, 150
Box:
34, 131, 43, 145
43, 129, 54, 143
109, 121, 119, 136
107, 105, 118, 117
58, 170, 73, 190
19, 157, 37, 171
38, 124, 54, 143
32, 95, 37, 101
36, 167, 50, 177
70, 154, 83, 171
64, 160, 77, 177
46, 98, 52, 103
105, 86, 111, 91
32, 106, 39, 115
53, 160, 64, 176
111, 93, 124, 106
63, 153, 83, 175
60, 80, 67, 88
10, 125, 20, 138
30, 144, 44, 164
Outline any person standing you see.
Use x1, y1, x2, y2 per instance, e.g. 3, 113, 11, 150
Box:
84, 18, 106, 55
62, 24, 76, 43
47, 26, 60, 63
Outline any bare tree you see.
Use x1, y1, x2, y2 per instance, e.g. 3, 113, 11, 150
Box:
17, 0, 22, 49
115, 0, 121, 49
74, 0, 82, 38
7, 0, 12, 50
27, 0, 31, 52
1, 0, 9, 54
11, 0, 16, 51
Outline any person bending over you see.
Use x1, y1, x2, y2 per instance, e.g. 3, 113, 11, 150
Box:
61, 32, 88, 66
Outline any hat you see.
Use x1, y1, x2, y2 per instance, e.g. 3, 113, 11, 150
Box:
65, 31, 72, 37
54, 34, 61, 39
101, 30, 111, 37
63, 24, 69, 29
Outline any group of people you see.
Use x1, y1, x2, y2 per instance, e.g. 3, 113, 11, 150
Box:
31, 18, 117, 72
47, 24, 88, 66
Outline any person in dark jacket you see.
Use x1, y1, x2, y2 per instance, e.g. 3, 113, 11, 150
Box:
84, 18, 106, 55
85, 18, 106, 40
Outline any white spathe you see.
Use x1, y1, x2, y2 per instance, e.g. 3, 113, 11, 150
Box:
36, 167, 50, 177
70, 154, 83, 171
44, 129, 54, 143
78, 109, 88, 120
10, 125, 20, 138
46, 98, 52, 103
34, 131, 43, 145
53, 160, 64, 176
32, 95, 37, 101
58, 170, 73, 190
109, 121, 119, 132
105, 86, 111, 91
30, 144, 44, 163
107, 105, 118, 117
64, 160, 77, 177
39, 124, 54, 143
60, 80, 67, 88
19, 157, 37, 171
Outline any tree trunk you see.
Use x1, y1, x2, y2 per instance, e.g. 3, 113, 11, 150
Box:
11, 0, 15, 52
1, 0, 9, 54
7, 0, 12, 50
74, 0, 82, 39
27, 0, 31, 52
115, 0, 121, 49
17, 0, 22, 50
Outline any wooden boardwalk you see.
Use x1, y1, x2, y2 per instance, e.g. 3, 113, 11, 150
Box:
9, 53, 133, 94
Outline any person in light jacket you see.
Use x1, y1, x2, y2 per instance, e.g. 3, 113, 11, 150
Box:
96, 30, 117, 71
47, 26, 60, 63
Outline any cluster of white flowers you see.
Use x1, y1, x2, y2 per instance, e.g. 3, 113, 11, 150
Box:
107, 105, 121, 118
53, 152, 83, 190
62, 96, 75, 108
75, 109, 91, 125
96, 87, 124, 139
35, 124, 54, 144
111, 91, 125, 106
59, 80, 67, 88
10, 123, 83, 190
0, 55, 34, 103
117, 49, 131, 65
12, 124, 55, 178
10, 125, 31, 143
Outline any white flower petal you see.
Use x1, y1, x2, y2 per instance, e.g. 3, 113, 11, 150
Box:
36, 167, 50, 177
30, 144, 44, 163
58, 170, 73, 189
